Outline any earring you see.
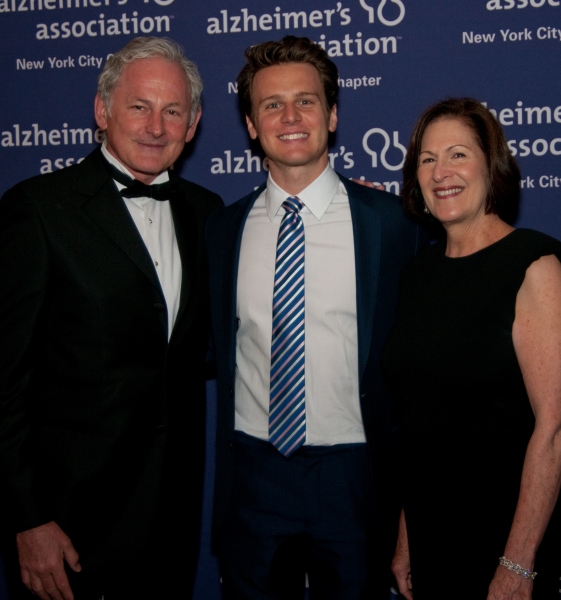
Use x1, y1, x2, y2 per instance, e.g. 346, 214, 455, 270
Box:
423, 204, 430, 214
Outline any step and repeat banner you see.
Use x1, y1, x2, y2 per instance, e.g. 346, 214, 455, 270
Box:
1, 0, 560, 598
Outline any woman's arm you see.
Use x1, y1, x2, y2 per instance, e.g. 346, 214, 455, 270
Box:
392, 509, 413, 600
488, 254, 561, 600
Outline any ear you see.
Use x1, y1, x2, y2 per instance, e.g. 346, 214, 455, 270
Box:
246, 114, 259, 140
328, 104, 338, 133
185, 105, 202, 143
94, 93, 109, 130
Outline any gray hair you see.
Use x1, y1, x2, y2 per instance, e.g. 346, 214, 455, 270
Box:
98, 36, 203, 125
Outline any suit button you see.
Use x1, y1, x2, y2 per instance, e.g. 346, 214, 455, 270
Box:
360, 392, 367, 398
228, 387, 234, 397
153, 303, 165, 312
156, 424, 167, 432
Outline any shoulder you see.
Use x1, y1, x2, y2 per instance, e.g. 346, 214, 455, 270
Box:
524, 253, 561, 285
521, 241, 561, 297
495, 229, 561, 280
1, 149, 103, 208
207, 184, 264, 229
513, 228, 561, 257
340, 175, 403, 211
3, 160, 83, 199
0, 158, 97, 223
175, 177, 223, 216
514, 236, 561, 357
338, 174, 420, 233
338, 175, 428, 253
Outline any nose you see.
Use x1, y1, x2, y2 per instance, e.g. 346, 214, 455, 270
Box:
432, 159, 452, 183
281, 103, 301, 125
146, 111, 165, 138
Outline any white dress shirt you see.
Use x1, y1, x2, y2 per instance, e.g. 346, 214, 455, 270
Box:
101, 143, 182, 339
235, 165, 366, 445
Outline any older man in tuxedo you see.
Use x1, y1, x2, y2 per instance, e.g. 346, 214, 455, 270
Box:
0, 37, 221, 600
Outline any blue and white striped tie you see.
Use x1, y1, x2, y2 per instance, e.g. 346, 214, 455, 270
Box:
269, 196, 306, 457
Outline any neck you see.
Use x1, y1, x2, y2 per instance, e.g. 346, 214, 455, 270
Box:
268, 157, 328, 196
444, 213, 514, 257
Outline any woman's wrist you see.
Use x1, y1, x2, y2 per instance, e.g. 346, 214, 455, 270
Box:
498, 556, 537, 580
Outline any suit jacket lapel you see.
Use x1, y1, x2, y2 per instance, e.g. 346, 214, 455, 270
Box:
342, 177, 382, 382
78, 150, 163, 294
169, 194, 197, 328
224, 186, 265, 380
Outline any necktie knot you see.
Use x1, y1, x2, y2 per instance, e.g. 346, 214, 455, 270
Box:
282, 196, 303, 214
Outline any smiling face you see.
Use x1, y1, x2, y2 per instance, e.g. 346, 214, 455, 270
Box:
94, 57, 201, 184
418, 118, 490, 228
246, 62, 337, 191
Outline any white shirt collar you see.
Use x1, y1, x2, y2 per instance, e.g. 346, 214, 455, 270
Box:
101, 141, 170, 186
265, 164, 340, 222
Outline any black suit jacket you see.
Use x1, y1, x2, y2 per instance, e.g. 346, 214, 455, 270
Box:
206, 176, 427, 562
0, 148, 222, 584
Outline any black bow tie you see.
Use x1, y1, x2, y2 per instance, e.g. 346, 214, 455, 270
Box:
104, 159, 176, 201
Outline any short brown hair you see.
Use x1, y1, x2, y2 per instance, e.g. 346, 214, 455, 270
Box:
237, 36, 339, 121
402, 97, 520, 223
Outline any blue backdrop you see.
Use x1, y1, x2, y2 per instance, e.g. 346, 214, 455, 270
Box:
1, 0, 560, 598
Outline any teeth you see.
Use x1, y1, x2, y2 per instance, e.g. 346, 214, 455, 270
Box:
436, 188, 462, 197
279, 133, 308, 140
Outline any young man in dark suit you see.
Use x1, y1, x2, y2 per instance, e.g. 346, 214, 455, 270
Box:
0, 37, 222, 600
206, 36, 427, 599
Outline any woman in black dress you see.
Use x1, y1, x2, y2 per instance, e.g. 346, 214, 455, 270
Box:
383, 98, 561, 599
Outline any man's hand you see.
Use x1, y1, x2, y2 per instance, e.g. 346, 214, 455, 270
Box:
17, 521, 81, 600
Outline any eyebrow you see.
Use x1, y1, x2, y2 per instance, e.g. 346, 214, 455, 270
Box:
420, 144, 471, 154
260, 91, 321, 104
130, 97, 184, 108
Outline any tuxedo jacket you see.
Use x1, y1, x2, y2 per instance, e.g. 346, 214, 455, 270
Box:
206, 175, 427, 554
0, 148, 222, 583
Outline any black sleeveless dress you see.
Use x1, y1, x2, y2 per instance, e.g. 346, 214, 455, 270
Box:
382, 229, 561, 599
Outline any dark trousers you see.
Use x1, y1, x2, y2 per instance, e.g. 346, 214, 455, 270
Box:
218, 432, 386, 600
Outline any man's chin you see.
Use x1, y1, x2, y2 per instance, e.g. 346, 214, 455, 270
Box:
128, 160, 171, 181
276, 156, 325, 169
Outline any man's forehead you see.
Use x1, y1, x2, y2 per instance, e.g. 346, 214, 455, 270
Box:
254, 62, 320, 81
117, 57, 188, 85
253, 64, 323, 94
110, 58, 190, 100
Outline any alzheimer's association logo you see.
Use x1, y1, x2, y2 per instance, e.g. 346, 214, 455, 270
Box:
362, 128, 407, 171
359, 0, 406, 26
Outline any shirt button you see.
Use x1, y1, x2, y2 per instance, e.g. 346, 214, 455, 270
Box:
148, 218, 153, 224
154, 261, 159, 266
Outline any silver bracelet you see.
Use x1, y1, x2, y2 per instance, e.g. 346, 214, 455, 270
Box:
499, 556, 537, 580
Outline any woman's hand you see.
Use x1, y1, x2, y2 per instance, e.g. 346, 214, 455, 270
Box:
391, 510, 413, 600
349, 178, 385, 191
487, 566, 533, 600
